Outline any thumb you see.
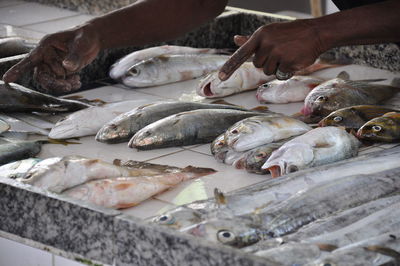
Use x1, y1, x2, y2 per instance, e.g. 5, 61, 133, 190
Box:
62, 31, 90, 72
234, 35, 250, 47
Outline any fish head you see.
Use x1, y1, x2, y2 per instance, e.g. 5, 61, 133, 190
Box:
318, 108, 365, 130
357, 116, 400, 142
184, 217, 262, 248
147, 206, 205, 231
256, 78, 296, 102
19, 157, 65, 188
96, 120, 130, 143
121, 57, 159, 87
262, 143, 314, 177
243, 147, 275, 174
210, 134, 226, 156
197, 71, 242, 98
224, 150, 245, 165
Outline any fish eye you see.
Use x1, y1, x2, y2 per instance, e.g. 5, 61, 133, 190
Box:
316, 96, 327, 102
333, 116, 342, 122
287, 165, 298, 173
217, 141, 225, 147
261, 83, 270, 88
217, 230, 236, 244
153, 214, 175, 225
128, 67, 140, 76
256, 152, 267, 158
231, 129, 239, 134
372, 125, 382, 132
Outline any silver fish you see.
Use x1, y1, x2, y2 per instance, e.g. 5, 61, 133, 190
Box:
0, 37, 35, 58
263, 127, 360, 177
0, 158, 42, 179
129, 109, 269, 150
120, 54, 229, 87
96, 101, 251, 144
225, 115, 310, 152
109, 45, 231, 79
0, 138, 42, 166
0, 118, 10, 134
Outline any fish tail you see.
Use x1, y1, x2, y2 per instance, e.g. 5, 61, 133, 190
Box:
181, 165, 216, 175
364, 245, 400, 261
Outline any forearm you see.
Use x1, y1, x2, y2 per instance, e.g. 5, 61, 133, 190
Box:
84, 0, 227, 50
312, 0, 400, 50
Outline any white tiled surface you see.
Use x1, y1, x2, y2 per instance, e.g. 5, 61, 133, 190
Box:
24, 14, 94, 34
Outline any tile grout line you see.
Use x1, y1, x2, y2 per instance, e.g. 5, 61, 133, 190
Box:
143, 148, 186, 162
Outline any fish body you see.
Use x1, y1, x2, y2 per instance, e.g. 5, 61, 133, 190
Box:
0, 158, 42, 179
96, 101, 249, 144
0, 113, 49, 135
357, 112, 400, 142
186, 167, 400, 247
0, 37, 35, 58
256, 76, 324, 104
263, 127, 360, 177
302, 77, 399, 117
109, 45, 230, 79
120, 54, 229, 87
319, 105, 399, 130
0, 81, 91, 113
225, 115, 310, 152
0, 118, 10, 133
197, 62, 273, 98
0, 139, 42, 166
49, 100, 149, 139
129, 109, 268, 150
63, 168, 214, 209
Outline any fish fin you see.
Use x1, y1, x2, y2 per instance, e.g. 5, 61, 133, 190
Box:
316, 243, 338, 252
113, 159, 122, 166
274, 192, 291, 201
251, 106, 270, 112
351, 106, 399, 121
307, 83, 321, 90
313, 141, 332, 148
62, 95, 83, 100
343, 80, 387, 90
41, 138, 81, 145
214, 188, 227, 205
364, 246, 400, 261
337, 71, 350, 80
210, 99, 239, 107
383, 112, 400, 119
182, 165, 217, 175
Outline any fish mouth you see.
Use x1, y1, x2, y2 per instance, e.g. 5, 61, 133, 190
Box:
255, 90, 265, 103
187, 224, 206, 237
300, 105, 313, 116
317, 119, 326, 127
233, 158, 246, 169
267, 165, 282, 178
202, 82, 214, 97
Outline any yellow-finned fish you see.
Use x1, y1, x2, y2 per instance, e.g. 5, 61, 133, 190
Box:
357, 112, 400, 142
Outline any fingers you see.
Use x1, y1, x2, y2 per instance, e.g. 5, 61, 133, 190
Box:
34, 64, 81, 95
2, 50, 41, 83
63, 30, 91, 72
219, 36, 258, 81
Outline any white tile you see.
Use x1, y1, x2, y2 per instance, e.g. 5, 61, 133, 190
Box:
148, 150, 266, 205
38, 135, 184, 163
54, 255, 86, 266
24, 14, 94, 34
0, 3, 78, 26
358, 146, 385, 155
0, 237, 52, 266
189, 144, 212, 156
0, 0, 26, 8
0, 23, 45, 41
65, 85, 164, 103
121, 198, 176, 220
376, 143, 400, 150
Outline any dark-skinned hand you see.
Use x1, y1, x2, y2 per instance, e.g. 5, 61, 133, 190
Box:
2, 24, 101, 95
218, 19, 327, 81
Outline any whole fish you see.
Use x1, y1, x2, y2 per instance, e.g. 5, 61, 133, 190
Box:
309, 232, 400, 266
0, 118, 10, 134
318, 105, 399, 130
225, 115, 310, 152
197, 62, 274, 98
63, 166, 215, 209
0, 37, 35, 58
233, 140, 289, 174
185, 167, 400, 247
0, 138, 42, 166
357, 112, 400, 142
0, 113, 49, 135
49, 99, 150, 139
149, 146, 400, 231
0, 158, 42, 179
96, 101, 251, 144
263, 127, 360, 177
0, 81, 91, 113
129, 109, 269, 150
256, 76, 324, 104
119, 54, 229, 87
109, 45, 231, 79
302, 75, 399, 117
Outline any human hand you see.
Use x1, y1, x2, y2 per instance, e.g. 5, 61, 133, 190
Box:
2, 24, 101, 95
219, 19, 327, 81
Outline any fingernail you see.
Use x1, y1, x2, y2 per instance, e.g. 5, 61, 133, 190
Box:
63, 60, 77, 71
218, 72, 227, 81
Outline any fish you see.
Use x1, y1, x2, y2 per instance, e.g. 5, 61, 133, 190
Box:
211, 134, 247, 165
0, 37, 35, 58
0, 118, 10, 134
309, 232, 400, 266
0, 81, 91, 113
197, 62, 274, 98
96, 101, 252, 144
8, 113, 54, 130
129, 109, 271, 150
119, 54, 230, 87
49, 99, 151, 139
318, 105, 399, 130
109, 45, 231, 80
0, 158, 42, 179
256, 76, 324, 104
263, 127, 360, 177
0, 138, 42, 166
150, 146, 400, 232
0, 113, 49, 135
233, 140, 289, 174
357, 112, 400, 142
62, 166, 215, 209
302, 74, 399, 117
185, 167, 400, 247
225, 115, 310, 152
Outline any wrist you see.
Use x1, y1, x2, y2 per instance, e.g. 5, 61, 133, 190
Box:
78, 19, 105, 50
302, 18, 334, 54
